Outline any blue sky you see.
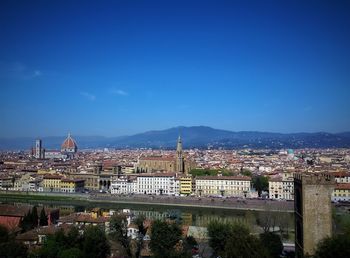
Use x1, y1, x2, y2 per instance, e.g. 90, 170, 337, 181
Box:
1, 0, 350, 137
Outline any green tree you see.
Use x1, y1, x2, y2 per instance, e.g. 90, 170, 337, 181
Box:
0, 225, 9, 243
58, 247, 83, 258
253, 175, 269, 197
314, 231, 350, 258
260, 232, 283, 258
0, 225, 28, 258
224, 233, 269, 258
11, 176, 16, 188
134, 214, 147, 236
19, 209, 32, 231
31, 206, 39, 228
83, 225, 110, 258
207, 220, 234, 255
66, 226, 81, 248
39, 207, 48, 226
109, 213, 129, 249
35, 227, 84, 258
0, 241, 28, 258
208, 221, 269, 258
150, 220, 182, 258
190, 169, 220, 176
241, 169, 252, 177
39, 235, 61, 258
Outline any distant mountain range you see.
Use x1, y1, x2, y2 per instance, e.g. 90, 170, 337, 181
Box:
1, 126, 350, 150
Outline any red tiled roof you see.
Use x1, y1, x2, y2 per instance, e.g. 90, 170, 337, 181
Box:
139, 156, 174, 161
331, 171, 350, 177
0, 204, 31, 217
59, 213, 108, 224
269, 177, 283, 182
43, 175, 62, 180
61, 134, 77, 149
61, 178, 84, 183
196, 176, 251, 181
138, 172, 177, 177
335, 183, 350, 190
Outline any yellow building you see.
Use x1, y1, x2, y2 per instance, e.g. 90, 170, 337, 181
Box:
71, 172, 99, 191
180, 176, 193, 195
332, 183, 350, 202
60, 178, 85, 193
43, 175, 63, 192
37, 169, 56, 175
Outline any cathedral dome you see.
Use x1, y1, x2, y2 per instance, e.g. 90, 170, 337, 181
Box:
61, 133, 78, 153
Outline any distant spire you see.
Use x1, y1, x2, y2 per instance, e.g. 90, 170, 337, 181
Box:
177, 135, 182, 153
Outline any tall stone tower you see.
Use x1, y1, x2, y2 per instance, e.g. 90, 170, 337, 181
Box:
294, 173, 335, 257
35, 139, 43, 159
176, 136, 184, 173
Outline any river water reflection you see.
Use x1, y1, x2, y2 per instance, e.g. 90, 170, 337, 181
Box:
1, 199, 295, 242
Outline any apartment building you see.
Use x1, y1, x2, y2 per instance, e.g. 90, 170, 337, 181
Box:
135, 173, 176, 195
195, 176, 251, 197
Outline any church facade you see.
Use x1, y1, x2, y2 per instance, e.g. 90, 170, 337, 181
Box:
136, 136, 194, 174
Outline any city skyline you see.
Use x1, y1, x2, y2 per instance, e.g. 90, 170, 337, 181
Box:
1, 0, 350, 137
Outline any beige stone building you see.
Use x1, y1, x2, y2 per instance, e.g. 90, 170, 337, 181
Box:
269, 173, 294, 200
136, 136, 194, 174
195, 176, 251, 197
71, 163, 119, 192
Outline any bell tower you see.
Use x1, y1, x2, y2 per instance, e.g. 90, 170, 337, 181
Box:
176, 135, 184, 173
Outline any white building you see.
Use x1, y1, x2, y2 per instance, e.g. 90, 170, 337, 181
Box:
174, 177, 180, 196
269, 177, 283, 199
269, 173, 294, 200
195, 176, 251, 197
44, 150, 66, 159
111, 176, 133, 194
282, 173, 294, 200
135, 173, 176, 195
333, 172, 350, 183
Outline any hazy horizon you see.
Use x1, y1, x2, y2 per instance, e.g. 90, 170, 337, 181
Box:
1, 0, 350, 137
1, 125, 350, 139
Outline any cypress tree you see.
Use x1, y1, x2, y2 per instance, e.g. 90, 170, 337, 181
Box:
20, 210, 32, 231
39, 207, 48, 226
31, 206, 39, 228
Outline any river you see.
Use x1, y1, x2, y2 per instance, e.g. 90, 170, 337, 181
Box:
0, 197, 295, 242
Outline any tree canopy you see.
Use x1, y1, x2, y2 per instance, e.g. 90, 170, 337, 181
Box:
33, 225, 109, 258
19, 206, 40, 231
83, 225, 110, 258
109, 213, 129, 250
260, 232, 283, 258
190, 168, 232, 177
314, 231, 350, 258
208, 221, 270, 258
39, 207, 48, 226
252, 175, 269, 197
150, 220, 183, 258
0, 225, 28, 258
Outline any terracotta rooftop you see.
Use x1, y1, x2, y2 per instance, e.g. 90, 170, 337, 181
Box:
139, 156, 174, 161
0, 204, 31, 217
137, 172, 177, 177
59, 213, 108, 224
43, 174, 63, 180
335, 183, 350, 190
196, 175, 251, 181
61, 133, 78, 149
